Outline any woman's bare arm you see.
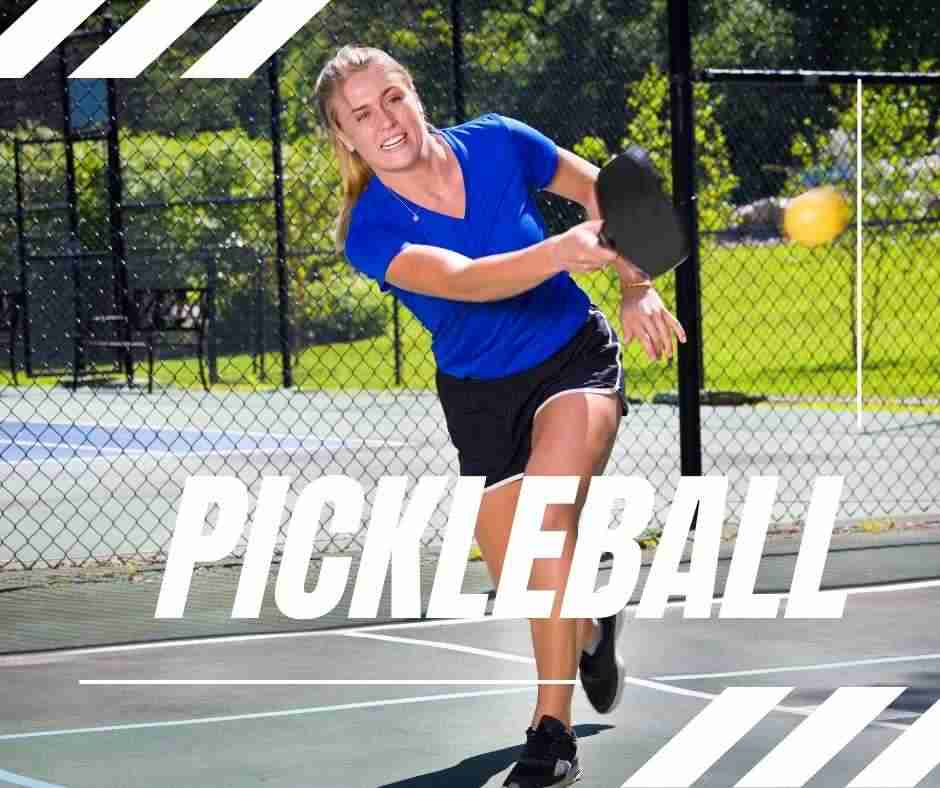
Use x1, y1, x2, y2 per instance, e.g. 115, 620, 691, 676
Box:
384, 219, 617, 302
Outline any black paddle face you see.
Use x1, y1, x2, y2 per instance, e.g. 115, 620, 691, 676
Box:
595, 146, 689, 279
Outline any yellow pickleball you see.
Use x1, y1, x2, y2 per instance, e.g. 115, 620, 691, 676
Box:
783, 186, 851, 247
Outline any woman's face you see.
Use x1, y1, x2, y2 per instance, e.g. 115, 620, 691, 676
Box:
332, 61, 427, 173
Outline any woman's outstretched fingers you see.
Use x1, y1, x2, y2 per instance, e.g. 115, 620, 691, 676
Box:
620, 286, 685, 361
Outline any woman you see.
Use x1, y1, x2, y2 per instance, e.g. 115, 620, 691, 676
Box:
315, 45, 685, 788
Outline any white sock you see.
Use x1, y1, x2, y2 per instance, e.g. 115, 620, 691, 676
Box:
583, 619, 602, 656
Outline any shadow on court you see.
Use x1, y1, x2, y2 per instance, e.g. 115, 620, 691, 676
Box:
894, 674, 940, 714
378, 724, 614, 788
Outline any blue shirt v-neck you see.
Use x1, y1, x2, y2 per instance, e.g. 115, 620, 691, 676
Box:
345, 113, 589, 379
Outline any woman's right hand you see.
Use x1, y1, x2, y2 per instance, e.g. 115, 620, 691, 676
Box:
550, 219, 621, 274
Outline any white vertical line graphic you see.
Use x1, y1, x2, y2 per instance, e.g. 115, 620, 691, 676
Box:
0, 0, 107, 78
736, 686, 905, 787
70, 0, 220, 79
856, 78, 864, 431
622, 687, 792, 788
848, 697, 940, 787
183, 0, 332, 79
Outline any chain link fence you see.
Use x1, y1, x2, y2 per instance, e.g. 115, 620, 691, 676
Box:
693, 71, 939, 520
0, 1, 938, 587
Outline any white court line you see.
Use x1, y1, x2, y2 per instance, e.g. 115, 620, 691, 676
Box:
0, 438, 124, 454
0, 443, 134, 458
159, 439, 406, 458
11, 598, 928, 744
0, 619, 504, 666
77, 633, 544, 686
0, 439, 93, 449
1, 436, 401, 455
623, 677, 908, 732
3, 577, 938, 665
80, 679, 574, 686
0, 768, 66, 788
3, 417, 406, 448
6, 671, 908, 744
344, 631, 536, 665
0, 419, 405, 467
0, 687, 536, 743
0, 438, 405, 469
653, 652, 940, 682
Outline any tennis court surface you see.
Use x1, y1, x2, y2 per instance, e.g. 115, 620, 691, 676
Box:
2, 386, 938, 786
3, 507, 940, 788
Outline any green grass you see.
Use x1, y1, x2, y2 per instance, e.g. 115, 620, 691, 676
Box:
693, 233, 940, 405
4, 235, 939, 412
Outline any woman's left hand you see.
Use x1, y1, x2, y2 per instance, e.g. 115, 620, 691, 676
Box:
619, 286, 687, 362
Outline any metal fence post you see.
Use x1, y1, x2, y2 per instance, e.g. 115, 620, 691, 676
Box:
58, 45, 81, 244
254, 256, 266, 381
59, 43, 86, 386
450, 0, 466, 126
13, 141, 32, 378
100, 16, 133, 386
206, 253, 218, 384
268, 52, 293, 388
393, 296, 401, 386
668, 0, 704, 479
105, 74, 133, 386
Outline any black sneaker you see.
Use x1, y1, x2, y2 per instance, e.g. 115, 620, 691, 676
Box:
578, 608, 626, 714
503, 715, 582, 788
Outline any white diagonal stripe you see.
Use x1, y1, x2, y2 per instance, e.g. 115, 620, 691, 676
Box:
0, 768, 66, 788
736, 687, 905, 787
0, 0, 107, 78
70, 0, 220, 79
848, 698, 940, 787
622, 687, 792, 788
183, 0, 332, 79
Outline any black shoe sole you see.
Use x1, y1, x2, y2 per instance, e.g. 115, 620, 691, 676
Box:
504, 765, 583, 788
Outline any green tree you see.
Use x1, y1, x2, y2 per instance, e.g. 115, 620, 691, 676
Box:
767, 0, 940, 72
574, 65, 739, 232
786, 66, 939, 224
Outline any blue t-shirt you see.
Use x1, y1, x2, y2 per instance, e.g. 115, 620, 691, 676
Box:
344, 113, 590, 379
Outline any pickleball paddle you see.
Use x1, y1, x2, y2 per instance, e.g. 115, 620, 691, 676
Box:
595, 145, 690, 279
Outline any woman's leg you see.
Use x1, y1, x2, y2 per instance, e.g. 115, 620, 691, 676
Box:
525, 391, 621, 728
473, 391, 622, 730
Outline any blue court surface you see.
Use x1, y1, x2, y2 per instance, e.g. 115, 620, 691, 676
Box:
0, 421, 392, 463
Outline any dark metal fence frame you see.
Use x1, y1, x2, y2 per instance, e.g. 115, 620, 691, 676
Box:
677, 53, 940, 485
5, 4, 299, 388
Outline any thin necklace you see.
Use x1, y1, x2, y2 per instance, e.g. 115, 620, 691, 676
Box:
390, 190, 421, 223
386, 126, 449, 224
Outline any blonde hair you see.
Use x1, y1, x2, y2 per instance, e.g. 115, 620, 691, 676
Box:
314, 45, 418, 253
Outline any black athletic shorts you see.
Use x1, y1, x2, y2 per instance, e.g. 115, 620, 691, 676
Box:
435, 307, 628, 492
